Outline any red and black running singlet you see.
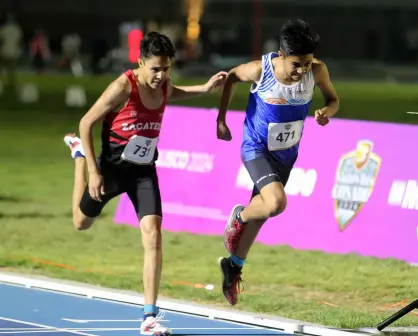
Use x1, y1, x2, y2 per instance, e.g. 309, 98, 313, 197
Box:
100, 70, 168, 165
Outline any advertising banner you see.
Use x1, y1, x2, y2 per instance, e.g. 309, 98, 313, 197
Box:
114, 106, 418, 264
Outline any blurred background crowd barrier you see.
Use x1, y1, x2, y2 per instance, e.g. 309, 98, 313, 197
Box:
2, 0, 418, 83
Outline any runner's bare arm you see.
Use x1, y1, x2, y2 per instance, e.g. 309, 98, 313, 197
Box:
167, 83, 208, 101
217, 61, 262, 122
313, 60, 339, 117
79, 76, 130, 175
167, 71, 228, 101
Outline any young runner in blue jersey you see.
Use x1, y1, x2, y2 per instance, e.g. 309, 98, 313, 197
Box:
216, 18, 340, 305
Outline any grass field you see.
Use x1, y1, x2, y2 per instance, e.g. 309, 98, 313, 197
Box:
1, 73, 418, 330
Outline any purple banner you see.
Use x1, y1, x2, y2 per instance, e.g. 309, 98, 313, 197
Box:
114, 105, 418, 264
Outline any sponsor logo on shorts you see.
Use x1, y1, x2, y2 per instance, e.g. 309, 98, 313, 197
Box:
255, 173, 279, 185
235, 165, 317, 197
332, 140, 382, 231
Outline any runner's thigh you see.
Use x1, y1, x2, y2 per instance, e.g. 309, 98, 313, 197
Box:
126, 165, 162, 221
245, 155, 293, 199
79, 171, 126, 218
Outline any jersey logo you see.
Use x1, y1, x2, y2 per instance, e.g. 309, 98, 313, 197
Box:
121, 122, 161, 132
264, 97, 288, 105
260, 94, 311, 106
288, 98, 308, 105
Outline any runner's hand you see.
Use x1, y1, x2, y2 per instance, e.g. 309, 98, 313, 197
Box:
315, 108, 330, 126
217, 120, 232, 141
89, 172, 104, 202
205, 71, 228, 93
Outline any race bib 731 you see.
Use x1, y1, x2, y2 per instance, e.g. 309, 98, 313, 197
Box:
267, 120, 303, 151
121, 135, 158, 165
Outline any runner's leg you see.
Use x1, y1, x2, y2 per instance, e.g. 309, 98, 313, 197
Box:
64, 133, 122, 230
234, 187, 267, 260
126, 167, 170, 336
64, 134, 96, 230
234, 181, 287, 258
220, 155, 291, 305
223, 156, 288, 255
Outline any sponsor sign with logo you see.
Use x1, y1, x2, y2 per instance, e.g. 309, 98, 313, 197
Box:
114, 106, 418, 264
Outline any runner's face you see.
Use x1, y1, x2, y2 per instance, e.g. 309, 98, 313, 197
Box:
282, 54, 313, 81
142, 56, 172, 89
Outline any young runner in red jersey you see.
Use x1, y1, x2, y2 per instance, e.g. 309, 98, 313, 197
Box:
63, 31, 226, 336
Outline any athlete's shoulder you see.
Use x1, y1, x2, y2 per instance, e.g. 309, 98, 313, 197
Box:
247, 59, 263, 73
311, 58, 330, 83
98, 72, 132, 106
111, 72, 133, 94
119, 70, 135, 86
232, 60, 262, 83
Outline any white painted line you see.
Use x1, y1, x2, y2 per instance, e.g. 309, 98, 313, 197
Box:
0, 318, 96, 336
0, 327, 270, 333
0, 272, 366, 336
407, 111, 418, 114
3, 282, 253, 330
0, 331, 59, 334
61, 318, 150, 323
0, 329, 47, 331
83, 327, 260, 330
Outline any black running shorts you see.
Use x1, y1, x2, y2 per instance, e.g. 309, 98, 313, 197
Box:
243, 153, 294, 199
79, 161, 162, 220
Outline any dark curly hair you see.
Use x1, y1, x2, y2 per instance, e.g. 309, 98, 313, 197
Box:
279, 18, 320, 56
140, 31, 176, 60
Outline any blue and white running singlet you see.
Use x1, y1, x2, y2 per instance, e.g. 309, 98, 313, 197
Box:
241, 52, 315, 166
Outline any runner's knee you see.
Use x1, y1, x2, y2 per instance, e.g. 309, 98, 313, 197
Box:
129, 172, 163, 251
264, 194, 287, 217
261, 183, 287, 218
75, 186, 106, 230
72, 209, 95, 230
140, 215, 162, 251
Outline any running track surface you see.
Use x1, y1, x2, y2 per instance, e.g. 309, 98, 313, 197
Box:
0, 283, 291, 336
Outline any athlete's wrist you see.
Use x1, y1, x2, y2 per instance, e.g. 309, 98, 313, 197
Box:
322, 104, 339, 118
87, 165, 101, 176
216, 108, 227, 121
202, 83, 211, 93
316, 107, 329, 117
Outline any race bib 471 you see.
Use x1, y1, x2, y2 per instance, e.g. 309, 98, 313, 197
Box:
267, 120, 303, 151
121, 135, 158, 165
